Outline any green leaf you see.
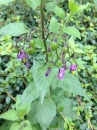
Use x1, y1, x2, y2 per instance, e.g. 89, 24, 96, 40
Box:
0, 121, 12, 130
69, 0, 88, 14
37, 98, 56, 130
54, 6, 65, 19
57, 73, 88, 98
0, 0, 14, 5
45, 2, 57, 11
0, 110, 19, 121
33, 67, 51, 103
27, 101, 38, 124
74, 48, 85, 54
49, 17, 59, 33
64, 26, 81, 39
10, 120, 32, 130
0, 22, 29, 36
77, 4, 88, 12
93, 0, 97, 8
16, 95, 31, 119
26, 0, 41, 9
10, 122, 20, 130
35, 38, 44, 48
69, 0, 79, 13
19, 83, 39, 105
57, 97, 80, 119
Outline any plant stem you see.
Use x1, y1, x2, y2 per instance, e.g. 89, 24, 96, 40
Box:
6, 91, 16, 102
64, 13, 72, 26
40, 0, 48, 62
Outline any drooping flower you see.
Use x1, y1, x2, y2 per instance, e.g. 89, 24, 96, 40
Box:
45, 68, 51, 77
57, 68, 65, 80
17, 50, 30, 69
17, 50, 28, 61
70, 64, 77, 71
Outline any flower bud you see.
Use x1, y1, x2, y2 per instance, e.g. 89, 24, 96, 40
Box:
70, 64, 77, 71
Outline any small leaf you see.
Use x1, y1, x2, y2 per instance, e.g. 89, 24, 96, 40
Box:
26, 0, 41, 9
64, 26, 81, 39
54, 6, 65, 19
0, 0, 14, 5
19, 83, 39, 105
49, 17, 59, 33
0, 110, 19, 121
37, 98, 56, 130
68, 0, 79, 13
74, 48, 85, 54
0, 22, 29, 36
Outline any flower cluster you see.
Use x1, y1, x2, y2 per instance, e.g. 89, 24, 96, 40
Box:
17, 50, 30, 69
45, 43, 77, 80
45, 64, 77, 80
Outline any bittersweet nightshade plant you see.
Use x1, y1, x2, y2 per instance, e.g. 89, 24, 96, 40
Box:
0, 0, 93, 130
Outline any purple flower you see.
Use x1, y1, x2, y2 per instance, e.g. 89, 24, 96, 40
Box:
45, 68, 51, 77
17, 50, 28, 61
57, 68, 65, 80
17, 50, 30, 69
70, 64, 77, 71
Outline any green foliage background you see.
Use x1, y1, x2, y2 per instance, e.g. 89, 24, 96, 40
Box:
0, 0, 97, 130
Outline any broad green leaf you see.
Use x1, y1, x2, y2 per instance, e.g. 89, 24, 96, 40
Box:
27, 101, 38, 124
16, 95, 31, 119
33, 66, 57, 103
33, 67, 52, 103
45, 2, 57, 11
54, 6, 65, 19
64, 26, 81, 39
49, 17, 59, 33
0, 121, 12, 130
26, 0, 41, 9
0, 110, 19, 121
10, 120, 32, 130
19, 83, 39, 105
32, 60, 57, 103
57, 73, 88, 98
37, 98, 56, 130
0, 0, 14, 5
0, 23, 29, 36
57, 97, 79, 119
68, 0, 79, 13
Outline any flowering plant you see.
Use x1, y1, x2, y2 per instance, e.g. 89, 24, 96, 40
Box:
0, 0, 92, 130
